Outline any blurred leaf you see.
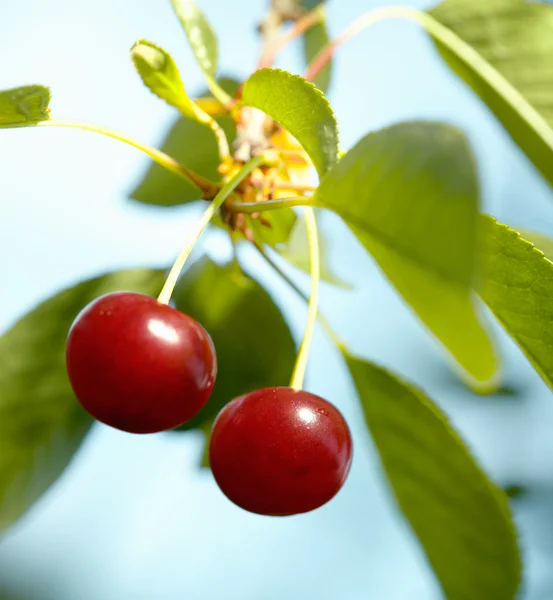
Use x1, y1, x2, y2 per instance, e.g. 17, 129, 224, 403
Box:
344, 352, 520, 599
249, 207, 298, 249
130, 40, 196, 118
279, 211, 350, 287
427, 0, 553, 188
0, 590, 36, 600
213, 206, 297, 252
314, 121, 498, 389
172, 257, 296, 465
298, 0, 326, 10
0, 85, 51, 128
129, 78, 239, 207
170, 0, 218, 78
303, 9, 332, 93
199, 421, 211, 468
241, 68, 339, 176
130, 116, 234, 206
478, 217, 553, 392
0, 268, 165, 532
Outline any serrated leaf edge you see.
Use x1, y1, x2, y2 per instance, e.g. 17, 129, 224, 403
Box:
242, 67, 340, 176
130, 39, 194, 116
346, 351, 522, 593
480, 215, 553, 392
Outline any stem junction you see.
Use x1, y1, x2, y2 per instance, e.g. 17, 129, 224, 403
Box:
157, 154, 267, 305
38, 119, 220, 198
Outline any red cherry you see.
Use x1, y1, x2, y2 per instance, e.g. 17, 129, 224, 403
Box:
66, 292, 216, 434
209, 387, 352, 516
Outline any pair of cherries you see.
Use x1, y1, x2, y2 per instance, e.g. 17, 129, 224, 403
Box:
66, 292, 352, 516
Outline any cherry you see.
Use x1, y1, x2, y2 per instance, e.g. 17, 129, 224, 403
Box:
209, 387, 352, 516
66, 292, 216, 434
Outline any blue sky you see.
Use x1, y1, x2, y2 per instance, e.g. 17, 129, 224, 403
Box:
2, 1, 553, 598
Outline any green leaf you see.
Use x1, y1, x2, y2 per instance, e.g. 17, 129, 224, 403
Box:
0, 268, 165, 532
478, 216, 553, 392
170, 0, 218, 78
248, 208, 298, 249
0, 85, 51, 128
213, 207, 297, 252
130, 78, 238, 207
427, 0, 553, 188
172, 257, 296, 464
314, 121, 498, 388
279, 211, 350, 287
344, 352, 520, 599
298, 0, 326, 10
130, 40, 197, 118
0, 589, 34, 600
130, 115, 235, 206
241, 68, 339, 177
303, 9, 332, 94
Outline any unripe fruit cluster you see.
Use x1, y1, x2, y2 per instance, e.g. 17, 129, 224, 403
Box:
66, 292, 352, 515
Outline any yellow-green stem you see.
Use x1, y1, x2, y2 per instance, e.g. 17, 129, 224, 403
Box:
256, 5, 325, 70
305, 3, 553, 162
305, 6, 419, 82
252, 240, 343, 349
190, 103, 230, 160
157, 154, 266, 305
206, 77, 234, 109
38, 119, 219, 197
206, 116, 230, 160
228, 195, 312, 214
290, 207, 321, 390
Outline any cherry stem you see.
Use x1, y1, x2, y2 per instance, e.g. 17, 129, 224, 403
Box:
306, 5, 536, 159
256, 6, 325, 70
290, 207, 321, 390
205, 76, 234, 109
38, 119, 220, 198
252, 240, 343, 348
305, 5, 423, 83
227, 195, 312, 214
190, 102, 231, 160
157, 154, 267, 305
194, 96, 230, 118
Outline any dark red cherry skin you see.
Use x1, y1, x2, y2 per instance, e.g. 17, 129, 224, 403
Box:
209, 387, 352, 516
66, 292, 216, 434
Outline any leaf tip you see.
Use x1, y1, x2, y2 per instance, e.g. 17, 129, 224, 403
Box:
0, 84, 52, 128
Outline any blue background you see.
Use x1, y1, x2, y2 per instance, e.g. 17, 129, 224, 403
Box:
1, 0, 553, 598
